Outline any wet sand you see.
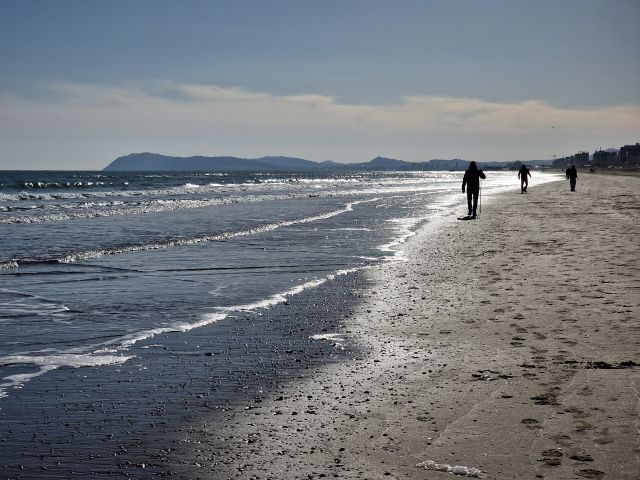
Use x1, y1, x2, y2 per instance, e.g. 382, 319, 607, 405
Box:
190, 173, 639, 479
1, 173, 638, 479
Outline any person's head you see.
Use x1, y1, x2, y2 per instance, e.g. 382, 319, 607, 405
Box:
469, 161, 477, 171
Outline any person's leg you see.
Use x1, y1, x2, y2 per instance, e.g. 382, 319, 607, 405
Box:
524, 178, 528, 192
521, 179, 525, 193
467, 191, 473, 216
472, 191, 478, 216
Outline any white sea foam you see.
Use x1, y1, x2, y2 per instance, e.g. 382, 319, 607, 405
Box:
0, 365, 58, 399
0, 353, 133, 368
218, 268, 359, 314
333, 227, 372, 231
0, 260, 18, 270
377, 216, 425, 260
310, 333, 347, 349
0, 353, 132, 398
100, 312, 229, 349
310, 333, 346, 341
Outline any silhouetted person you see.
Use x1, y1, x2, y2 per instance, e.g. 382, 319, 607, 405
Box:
462, 161, 486, 218
565, 167, 571, 179
518, 164, 531, 193
568, 165, 578, 191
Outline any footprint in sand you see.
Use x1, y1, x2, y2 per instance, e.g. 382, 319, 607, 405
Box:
550, 434, 573, 447
593, 427, 614, 445
576, 385, 593, 397
569, 453, 594, 462
564, 406, 591, 419
520, 418, 542, 430
573, 420, 595, 434
576, 469, 605, 479
531, 391, 560, 405
538, 449, 563, 467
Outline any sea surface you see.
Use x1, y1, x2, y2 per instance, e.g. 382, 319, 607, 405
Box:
0, 169, 557, 399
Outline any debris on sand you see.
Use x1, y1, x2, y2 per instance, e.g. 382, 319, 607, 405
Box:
416, 460, 488, 478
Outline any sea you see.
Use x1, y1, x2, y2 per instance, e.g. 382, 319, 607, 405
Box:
0, 169, 557, 400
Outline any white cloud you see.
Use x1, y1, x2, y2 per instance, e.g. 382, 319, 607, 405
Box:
1, 82, 639, 168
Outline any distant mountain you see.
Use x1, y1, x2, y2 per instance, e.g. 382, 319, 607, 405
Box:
359, 156, 420, 169
103, 153, 553, 172
103, 153, 319, 172
104, 153, 177, 171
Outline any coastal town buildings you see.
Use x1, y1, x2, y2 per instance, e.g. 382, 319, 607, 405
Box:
593, 149, 618, 168
552, 151, 589, 169
619, 143, 640, 168
552, 143, 640, 170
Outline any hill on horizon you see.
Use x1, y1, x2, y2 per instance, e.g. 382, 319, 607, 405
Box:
103, 153, 552, 172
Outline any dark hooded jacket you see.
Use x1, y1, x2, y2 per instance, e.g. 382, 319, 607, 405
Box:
462, 162, 486, 193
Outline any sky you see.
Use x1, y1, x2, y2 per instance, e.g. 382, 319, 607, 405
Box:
1, 0, 639, 170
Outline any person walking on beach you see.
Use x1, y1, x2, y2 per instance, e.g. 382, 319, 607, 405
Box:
518, 164, 531, 193
568, 165, 578, 191
462, 161, 486, 218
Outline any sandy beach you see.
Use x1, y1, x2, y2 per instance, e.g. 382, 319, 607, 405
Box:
186, 172, 639, 480
1, 172, 638, 480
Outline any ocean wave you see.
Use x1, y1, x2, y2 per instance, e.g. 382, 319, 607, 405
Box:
0, 265, 361, 399
0, 180, 450, 224
0, 172, 451, 202
1, 199, 375, 267
12, 181, 107, 189
0, 288, 71, 318
0, 193, 294, 224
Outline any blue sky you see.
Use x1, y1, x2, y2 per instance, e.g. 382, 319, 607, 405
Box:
1, 0, 638, 169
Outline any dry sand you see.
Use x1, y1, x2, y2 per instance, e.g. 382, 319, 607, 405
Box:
195, 173, 639, 480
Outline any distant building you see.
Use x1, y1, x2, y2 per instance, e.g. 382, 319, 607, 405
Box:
619, 143, 640, 168
553, 151, 589, 169
592, 149, 618, 168
574, 151, 589, 166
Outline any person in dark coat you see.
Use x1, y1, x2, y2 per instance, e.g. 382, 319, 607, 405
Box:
568, 165, 578, 191
462, 161, 486, 218
518, 164, 531, 193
